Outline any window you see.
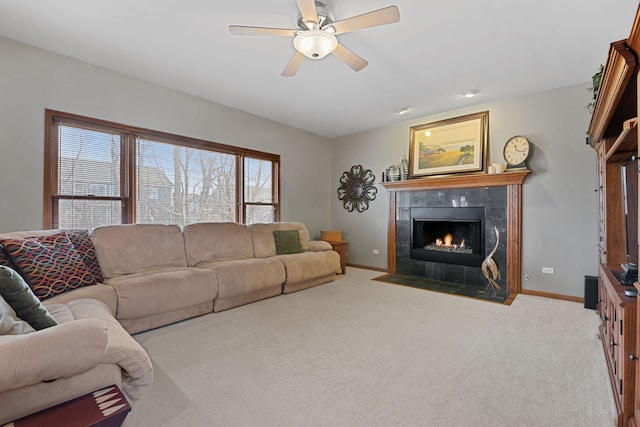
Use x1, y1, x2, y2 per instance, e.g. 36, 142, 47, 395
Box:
44, 110, 280, 229
244, 157, 278, 224
136, 136, 238, 225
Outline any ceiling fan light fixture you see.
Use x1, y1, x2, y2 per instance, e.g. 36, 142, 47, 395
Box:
293, 29, 338, 59
230, 2, 400, 76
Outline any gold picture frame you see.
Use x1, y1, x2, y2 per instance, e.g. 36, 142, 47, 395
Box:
409, 111, 488, 178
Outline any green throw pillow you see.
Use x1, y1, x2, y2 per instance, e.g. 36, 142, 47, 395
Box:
0, 266, 57, 330
273, 230, 304, 255
0, 294, 35, 335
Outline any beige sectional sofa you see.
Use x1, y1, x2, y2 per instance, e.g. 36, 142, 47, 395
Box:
92, 223, 219, 334
183, 222, 286, 312
0, 222, 340, 424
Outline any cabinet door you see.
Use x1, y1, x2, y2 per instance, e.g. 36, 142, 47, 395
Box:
607, 303, 617, 364
598, 275, 608, 318
613, 307, 623, 395
634, 282, 640, 425
618, 302, 638, 424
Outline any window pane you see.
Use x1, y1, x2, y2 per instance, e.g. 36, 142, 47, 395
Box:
58, 125, 121, 196
245, 204, 275, 225
244, 158, 273, 203
47, 112, 280, 229
136, 138, 236, 226
58, 199, 122, 229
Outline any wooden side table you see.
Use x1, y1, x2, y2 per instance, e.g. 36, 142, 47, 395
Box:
325, 240, 348, 274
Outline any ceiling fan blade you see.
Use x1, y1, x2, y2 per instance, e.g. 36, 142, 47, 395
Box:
281, 51, 306, 77
332, 44, 368, 72
296, 0, 319, 25
329, 6, 400, 35
229, 25, 296, 37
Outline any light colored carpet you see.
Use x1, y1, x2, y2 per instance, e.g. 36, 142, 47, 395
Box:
133, 268, 616, 427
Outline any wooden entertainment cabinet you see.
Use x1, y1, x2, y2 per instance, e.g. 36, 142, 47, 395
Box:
588, 6, 640, 426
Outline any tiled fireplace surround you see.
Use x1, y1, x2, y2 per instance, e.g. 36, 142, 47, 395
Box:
397, 186, 507, 291
381, 171, 530, 296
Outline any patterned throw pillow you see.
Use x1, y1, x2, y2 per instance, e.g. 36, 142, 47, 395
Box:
1, 232, 97, 300
0, 245, 14, 269
66, 229, 104, 283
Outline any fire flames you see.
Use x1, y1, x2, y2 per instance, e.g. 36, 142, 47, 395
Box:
425, 233, 471, 254
434, 233, 465, 249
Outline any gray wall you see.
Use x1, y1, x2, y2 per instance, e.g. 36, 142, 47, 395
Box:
0, 35, 599, 298
332, 83, 598, 298
0, 36, 333, 237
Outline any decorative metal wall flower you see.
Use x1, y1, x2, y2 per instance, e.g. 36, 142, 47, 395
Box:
337, 165, 377, 212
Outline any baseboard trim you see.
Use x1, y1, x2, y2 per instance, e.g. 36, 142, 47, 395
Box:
347, 263, 388, 273
520, 288, 584, 303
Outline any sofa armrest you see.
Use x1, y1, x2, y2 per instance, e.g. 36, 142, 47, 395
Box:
0, 318, 108, 393
100, 328, 154, 401
308, 240, 333, 251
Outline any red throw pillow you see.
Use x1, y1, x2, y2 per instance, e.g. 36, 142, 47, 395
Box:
1, 232, 97, 300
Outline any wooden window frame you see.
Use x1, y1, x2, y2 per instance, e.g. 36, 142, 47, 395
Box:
242, 155, 280, 224
44, 109, 281, 228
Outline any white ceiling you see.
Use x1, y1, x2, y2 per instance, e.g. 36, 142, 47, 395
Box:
0, 0, 638, 138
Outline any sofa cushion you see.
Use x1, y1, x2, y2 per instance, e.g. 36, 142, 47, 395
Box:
0, 266, 57, 330
0, 232, 97, 300
202, 258, 284, 313
44, 284, 118, 316
183, 222, 254, 266
308, 240, 333, 251
273, 229, 304, 255
249, 222, 310, 258
45, 303, 74, 324
207, 258, 285, 300
104, 267, 217, 321
66, 229, 104, 283
92, 224, 188, 278
278, 251, 341, 290
0, 295, 35, 335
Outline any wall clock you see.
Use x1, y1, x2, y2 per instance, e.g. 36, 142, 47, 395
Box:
503, 135, 531, 169
337, 165, 377, 213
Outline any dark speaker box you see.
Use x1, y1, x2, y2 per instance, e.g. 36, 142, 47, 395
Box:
584, 275, 598, 310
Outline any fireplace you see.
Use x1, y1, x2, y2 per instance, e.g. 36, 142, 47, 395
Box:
392, 185, 509, 289
382, 170, 529, 295
411, 207, 485, 267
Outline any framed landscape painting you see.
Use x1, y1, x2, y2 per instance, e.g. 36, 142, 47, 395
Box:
409, 111, 488, 178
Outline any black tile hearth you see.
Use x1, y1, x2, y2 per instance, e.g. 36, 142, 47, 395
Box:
372, 273, 514, 305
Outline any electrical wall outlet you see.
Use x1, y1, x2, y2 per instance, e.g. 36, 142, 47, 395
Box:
372, 249, 380, 255
542, 267, 554, 274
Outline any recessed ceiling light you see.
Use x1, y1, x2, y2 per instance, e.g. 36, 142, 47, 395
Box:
463, 91, 479, 98
395, 107, 410, 115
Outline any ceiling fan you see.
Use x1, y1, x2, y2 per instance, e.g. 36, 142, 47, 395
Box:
229, 0, 400, 77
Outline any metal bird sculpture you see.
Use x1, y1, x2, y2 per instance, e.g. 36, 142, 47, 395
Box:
481, 226, 501, 296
